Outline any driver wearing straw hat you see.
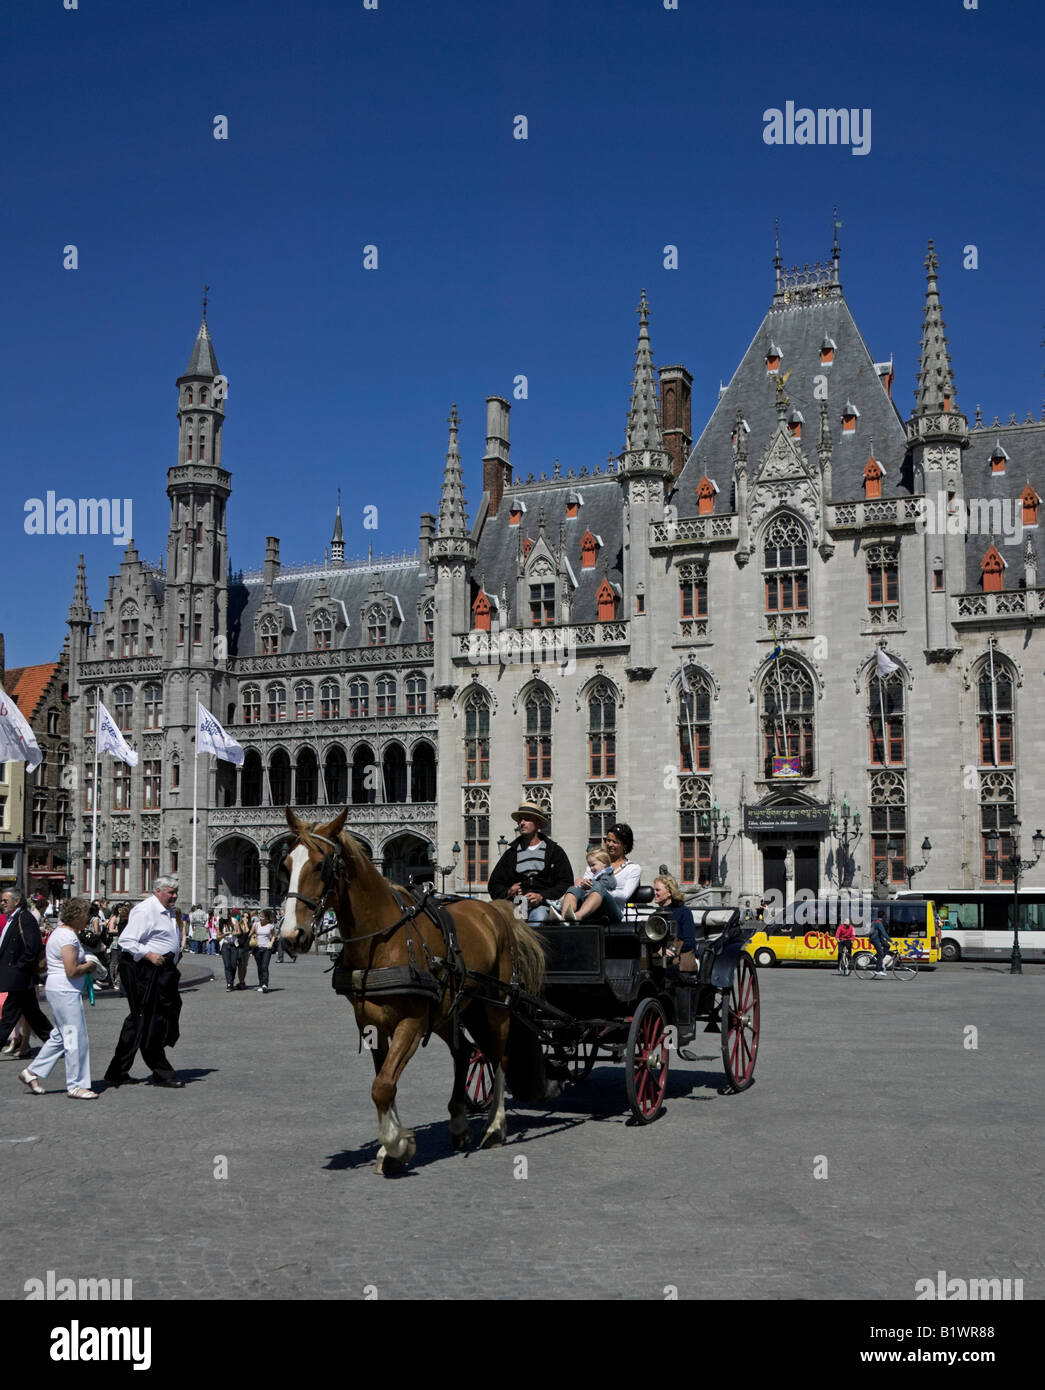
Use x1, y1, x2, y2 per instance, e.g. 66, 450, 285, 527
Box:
487, 801, 575, 925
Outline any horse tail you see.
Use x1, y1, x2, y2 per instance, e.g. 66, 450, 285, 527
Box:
509, 917, 546, 998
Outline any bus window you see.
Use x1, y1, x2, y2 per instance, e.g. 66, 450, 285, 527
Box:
936, 900, 979, 930
887, 902, 929, 936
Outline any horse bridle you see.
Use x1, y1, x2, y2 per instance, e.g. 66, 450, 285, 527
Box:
283, 831, 345, 942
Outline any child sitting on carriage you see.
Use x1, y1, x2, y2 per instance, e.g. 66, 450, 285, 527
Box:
546, 851, 619, 923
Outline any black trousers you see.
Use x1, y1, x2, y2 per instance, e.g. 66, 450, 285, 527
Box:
0, 986, 52, 1047
104, 956, 181, 1082
253, 947, 272, 987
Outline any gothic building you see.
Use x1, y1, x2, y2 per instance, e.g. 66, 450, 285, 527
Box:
67, 239, 1045, 909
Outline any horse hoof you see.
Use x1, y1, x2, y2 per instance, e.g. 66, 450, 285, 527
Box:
451, 1130, 472, 1153
376, 1151, 409, 1176
479, 1128, 506, 1150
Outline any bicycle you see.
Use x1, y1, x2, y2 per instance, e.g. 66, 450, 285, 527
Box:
836, 940, 853, 976
854, 945, 917, 982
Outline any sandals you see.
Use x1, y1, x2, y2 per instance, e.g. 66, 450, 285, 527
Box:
68, 1088, 98, 1100
19, 1069, 44, 1095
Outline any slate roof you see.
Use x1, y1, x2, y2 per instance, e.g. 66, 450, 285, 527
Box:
227, 560, 431, 657
5, 663, 59, 721
473, 475, 625, 624
676, 287, 908, 516
961, 418, 1045, 590
182, 319, 220, 379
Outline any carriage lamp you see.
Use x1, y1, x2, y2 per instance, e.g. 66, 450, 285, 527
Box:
640, 913, 672, 945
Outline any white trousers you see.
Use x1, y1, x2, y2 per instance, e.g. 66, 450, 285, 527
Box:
31, 988, 92, 1092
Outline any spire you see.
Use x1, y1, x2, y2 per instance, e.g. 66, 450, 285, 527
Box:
182, 295, 220, 379
624, 290, 666, 455
68, 553, 90, 623
331, 488, 344, 564
436, 404, 468, 538
913, 240, 957, 415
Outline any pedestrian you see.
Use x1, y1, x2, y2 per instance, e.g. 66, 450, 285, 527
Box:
0, 890, 53, 1057
19, 896, 101, 1099
487, 801, 575, 924
102, 877, 185, 1089
206, 908, 219, 955
253, 910, 276, 992
189, 903, 208, 954
219, 914, 240, 990
835, 918, 855, 974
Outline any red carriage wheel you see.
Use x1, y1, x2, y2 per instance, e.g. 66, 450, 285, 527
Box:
720, 953, 760, 1092
465, 1047, 494, 1113
625, 996, 669, 1123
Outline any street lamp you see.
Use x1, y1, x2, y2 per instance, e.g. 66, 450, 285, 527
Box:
987, 819, 1045, 974
697, 799, 730, 886
438, 841, 461, 895
831, 794, 862, 889
895, 835, 932, 892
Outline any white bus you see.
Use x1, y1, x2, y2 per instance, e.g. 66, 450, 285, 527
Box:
895, 889, 1045, 963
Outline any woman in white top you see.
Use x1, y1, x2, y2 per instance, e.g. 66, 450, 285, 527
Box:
20, 896, 101, 1099
557, 824, 641, 922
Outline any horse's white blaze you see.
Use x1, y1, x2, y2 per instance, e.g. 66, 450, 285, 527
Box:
281, 844, 310, 936
480, 1066, 507, 1146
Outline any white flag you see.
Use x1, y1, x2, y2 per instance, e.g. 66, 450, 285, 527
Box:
876, 648, 900, 678
197, 702, 245, 765
678, 659, 691, 695
0, 687, 43, 772
97, 699, 139, 767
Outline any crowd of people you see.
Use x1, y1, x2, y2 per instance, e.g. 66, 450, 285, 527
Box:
0, 884, 291, 1099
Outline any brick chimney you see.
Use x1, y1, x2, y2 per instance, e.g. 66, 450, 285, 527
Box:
658, 364, 693, 479
482, 396, 512, 516
263, 536, 280, 589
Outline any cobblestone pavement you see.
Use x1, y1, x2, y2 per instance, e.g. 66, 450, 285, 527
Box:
2, 955, 1042, 1301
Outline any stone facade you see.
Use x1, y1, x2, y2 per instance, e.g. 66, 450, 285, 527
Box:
66, 244, 1045, 909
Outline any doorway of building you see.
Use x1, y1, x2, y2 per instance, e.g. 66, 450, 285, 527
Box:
795, 843, 819, 896
762, 845, 786, 902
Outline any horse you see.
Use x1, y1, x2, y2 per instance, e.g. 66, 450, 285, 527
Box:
280, 807, 547, 1174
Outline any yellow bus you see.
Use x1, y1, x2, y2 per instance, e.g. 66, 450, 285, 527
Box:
744, 898, 940, 968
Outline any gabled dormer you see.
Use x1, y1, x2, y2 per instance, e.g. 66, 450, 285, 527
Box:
565, 490, 582, 519
863, 453, 884, 500
842, 399, 859, 436
472, 589, 493, 632
819, 336, 836, 366
596, 576, 619, 622
306, 578, 347, 651
989, 440, 1008, 475
580, 529, 601, 568
696, 477, 716, 516
981, 543, 1005, 592
360, 573, 403, 648
1022, 484, 1039, 528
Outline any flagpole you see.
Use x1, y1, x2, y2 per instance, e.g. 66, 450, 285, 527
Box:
90, 689, 100, 900
988, 636, 999, 767
774, 647, 790, 760
877, 663, 889, 766
192, 691, 199, 906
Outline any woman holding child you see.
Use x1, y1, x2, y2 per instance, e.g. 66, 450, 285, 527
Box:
549, 824, 640, 923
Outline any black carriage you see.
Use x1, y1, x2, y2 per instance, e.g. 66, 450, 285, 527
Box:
466, 889, 761, 1124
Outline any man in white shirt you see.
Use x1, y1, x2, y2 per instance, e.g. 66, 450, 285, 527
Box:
103, 877, 185, 1089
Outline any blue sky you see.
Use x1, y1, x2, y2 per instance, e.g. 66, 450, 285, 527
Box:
2, 0, 1043, 666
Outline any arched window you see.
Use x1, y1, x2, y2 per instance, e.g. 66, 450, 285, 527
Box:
320, 680, 340, 719
406, 672, 426, 716
267, 684, 287, 723
762, 659, 814, 778
296, 749, 318, 805
412, 741, 436, 802
120, 607, 139, 657
587, 782, 616, 851
867, 543, 899, 624
376, 675, 396, 717
200, 387, 209, 405
464, 787, 490, 885
294, 683, 314, 720
269, 751, 290, 805
421, 601, 434, 643
588, 682, 616, 778
183, 387, 193, 405
351, 744, 376, 804
143, 683, 163, 730
524, 685, 552, 780
978, 659, 1014, 766
312, 611, 332, 651
366, 605, 387, 646
113, 685, 134, 733
241, 750, 263, 806
464, 689, 490, 784
241, 685, 261, 725
258, 615, 279, 657
324, 746, 347, 803
679, 777, 712, 886
678, 668, 711, 772
868, 672, 904, 766
382, 745, 406, 803
763, 514, 809, 630
348, 679, 369, 719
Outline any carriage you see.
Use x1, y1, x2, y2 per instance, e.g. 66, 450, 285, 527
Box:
462, 890, 761, 1124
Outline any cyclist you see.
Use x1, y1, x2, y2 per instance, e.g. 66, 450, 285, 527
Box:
835, 917, 855, 975
867, 913, 893, 978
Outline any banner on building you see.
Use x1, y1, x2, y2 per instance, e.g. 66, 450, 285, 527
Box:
772, 756, 802, 778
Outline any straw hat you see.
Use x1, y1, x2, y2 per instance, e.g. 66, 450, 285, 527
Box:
510, 801, 548, 829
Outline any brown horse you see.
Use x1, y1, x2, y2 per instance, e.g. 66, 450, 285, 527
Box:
280, 807, 547, 1173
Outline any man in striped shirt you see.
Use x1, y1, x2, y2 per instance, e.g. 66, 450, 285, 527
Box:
488, 801, 574, 924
